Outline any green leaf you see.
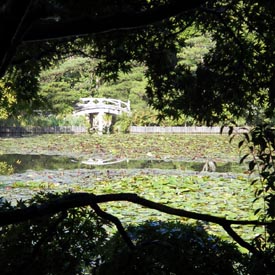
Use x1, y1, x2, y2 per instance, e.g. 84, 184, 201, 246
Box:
229, 135, 235, 143
243, 132, 250, 142
267, 196, 275, 218
240, 154, 249, 164
249, 160, 256, 171
228, 126, 234, 136
238, 140, 244, 148
256, 189, 263, 196
220, 125, 225, 134
254, 208, 261, 215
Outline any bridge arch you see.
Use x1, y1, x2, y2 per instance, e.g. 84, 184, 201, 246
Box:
73, 97, 131, 133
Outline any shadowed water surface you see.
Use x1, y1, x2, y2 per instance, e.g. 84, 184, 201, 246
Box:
0, 154, 245, 173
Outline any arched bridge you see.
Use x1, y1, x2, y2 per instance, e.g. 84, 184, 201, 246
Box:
74, 97, 130, 116
73, 97, 131, 134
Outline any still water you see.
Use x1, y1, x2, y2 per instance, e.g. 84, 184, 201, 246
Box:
0, 154, 245, 173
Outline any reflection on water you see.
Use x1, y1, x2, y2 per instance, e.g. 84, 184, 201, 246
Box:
0, 154, 80, 173
0, 154, 245, 173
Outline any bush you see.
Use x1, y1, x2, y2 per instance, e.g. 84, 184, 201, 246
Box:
2, 196, 267, 274
97, 221, 247, 275
0, 114, 89, 127
0, 161, 14, 175
113, 113, 132, 133
0, 193, 108, 275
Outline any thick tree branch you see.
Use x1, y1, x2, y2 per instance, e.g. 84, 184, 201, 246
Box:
23, 1, 205, 42
89, 201, 135, 249
223, 223, 259, 255
0, 0, 204, 76
0, 192, 273, 254
0, 0, 34, 75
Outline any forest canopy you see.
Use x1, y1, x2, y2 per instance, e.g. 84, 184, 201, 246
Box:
1, 0, 275, 123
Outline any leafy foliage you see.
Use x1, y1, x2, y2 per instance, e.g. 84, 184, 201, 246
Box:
34, 30, 238, 127
0, 114, 88, 127
97, 221, 247, 275
0, 194, 252, 275
0, 161, 14, 175
0, 192, 108, 275
2, 1, 275, 273
0, 81, 17, 119
39, 57, 95, 115
3, 1, 275, 123
81, 1, 275, 124
233, 125, 275, 256
110, 113, 131, 133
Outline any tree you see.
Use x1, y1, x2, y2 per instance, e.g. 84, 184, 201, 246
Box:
1, 0, 275, 123
0, 0, 204, 75
0, 80, 17, 119
1, 0, 275, 273
39, 57, 95, 115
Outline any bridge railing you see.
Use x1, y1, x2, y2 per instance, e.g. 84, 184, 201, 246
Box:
76, 97, 130, 112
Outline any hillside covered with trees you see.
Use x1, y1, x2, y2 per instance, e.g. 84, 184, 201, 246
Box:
32, 31, 216, 127
1, 1, 273, 126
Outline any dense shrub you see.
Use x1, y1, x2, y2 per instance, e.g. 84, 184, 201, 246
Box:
0, 193, 108, 275
2, 194, 273, 274
0, 161, 14, 175
0, 114, 88, 127
113, 113, 132, 133
97, 221, 247, 275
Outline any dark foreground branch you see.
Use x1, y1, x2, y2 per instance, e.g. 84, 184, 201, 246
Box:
89, 200, 135, 249
0, 192, 272, 254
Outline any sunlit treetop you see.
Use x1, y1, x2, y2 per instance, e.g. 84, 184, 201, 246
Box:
1, 0, 275, 123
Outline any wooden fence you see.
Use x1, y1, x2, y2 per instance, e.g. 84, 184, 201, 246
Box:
129, 126, 248, 134
0, 126, 87, 136
0, 125, 248, 136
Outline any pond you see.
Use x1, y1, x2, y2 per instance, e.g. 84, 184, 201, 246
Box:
0, 153, 260, 245
0, 135, 263, 249
0, 154, 245, 173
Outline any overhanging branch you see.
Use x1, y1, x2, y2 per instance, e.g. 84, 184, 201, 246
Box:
0, 0, 205, 76
23, 1, 205, 42
89, 200, 135, 249
0, 192, 272, 254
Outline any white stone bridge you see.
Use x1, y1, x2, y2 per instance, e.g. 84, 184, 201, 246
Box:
74, 97, 131, 133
